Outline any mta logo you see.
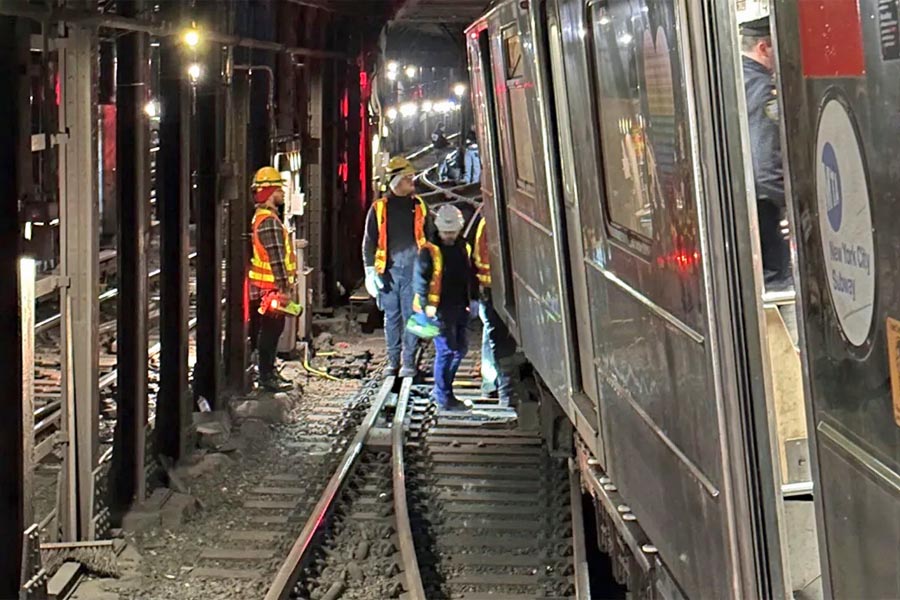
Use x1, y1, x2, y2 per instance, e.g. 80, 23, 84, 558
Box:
822, 143, 842, 232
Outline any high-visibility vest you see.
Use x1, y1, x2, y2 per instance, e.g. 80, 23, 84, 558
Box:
249, 208, 297, 290
473, 218, 491, 287
413, 241, 471, 312
373, 196, 428, 274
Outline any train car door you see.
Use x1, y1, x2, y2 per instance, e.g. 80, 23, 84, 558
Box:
774, 1, 900, 597
466, 21, 519, 335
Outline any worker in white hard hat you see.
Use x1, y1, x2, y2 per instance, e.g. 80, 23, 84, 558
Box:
412, 204, 477, 411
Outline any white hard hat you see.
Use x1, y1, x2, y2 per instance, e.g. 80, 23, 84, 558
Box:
435, 204, 464, 233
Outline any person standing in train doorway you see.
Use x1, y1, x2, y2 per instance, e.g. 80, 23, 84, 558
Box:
741, 16, 793, 291
413, 205, 477, 411
363, 156, 429, 378
473, 215, 512, 407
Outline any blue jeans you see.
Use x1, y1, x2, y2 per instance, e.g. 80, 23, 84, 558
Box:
432, 309, 469, 405
464, 147, 481, 184
479, 298, 511, 401
382, 266, 417, 367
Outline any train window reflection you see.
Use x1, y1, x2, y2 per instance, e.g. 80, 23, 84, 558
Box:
504, 31, 536, 190
588, 0, 685, 246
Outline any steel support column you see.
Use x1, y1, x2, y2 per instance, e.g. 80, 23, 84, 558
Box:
59, 22, 100, 540
0, 15, 25, 595
157, 39, 191, 460
111, 0, 149, 512
194, 19, 224, 407
224, 69, 250, 391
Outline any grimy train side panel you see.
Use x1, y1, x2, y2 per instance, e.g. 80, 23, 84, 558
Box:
774, 0, 900, 597
468, 1, 575, 405
470, 0, 755, 598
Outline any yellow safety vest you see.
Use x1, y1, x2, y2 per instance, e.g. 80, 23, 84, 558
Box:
249, 208, 297, 290
373, 196, 428, 274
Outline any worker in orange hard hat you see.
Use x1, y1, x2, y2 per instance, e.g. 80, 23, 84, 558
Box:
248, 166, 297, 392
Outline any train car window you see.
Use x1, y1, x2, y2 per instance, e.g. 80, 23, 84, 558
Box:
503, 30, 536, 191
586, 0, 695, 255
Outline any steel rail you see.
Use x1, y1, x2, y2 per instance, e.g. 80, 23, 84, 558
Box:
34, 251, 199, 335
265, 376, 397, 600
392, 376, 426, 600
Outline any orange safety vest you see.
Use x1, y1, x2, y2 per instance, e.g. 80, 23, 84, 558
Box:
248, 208, 297, 290
473, 218, 491, 287
373, 196, 428, 274
413, 241, 471, 312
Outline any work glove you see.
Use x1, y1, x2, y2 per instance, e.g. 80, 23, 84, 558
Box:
364, 266, 383, 298
469, 299, 480, 316
425, 305, 437, 319
780, 218, 791, 241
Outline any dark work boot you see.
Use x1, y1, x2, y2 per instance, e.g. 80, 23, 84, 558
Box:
260, 374, 292, 392
398, 363, 417, 378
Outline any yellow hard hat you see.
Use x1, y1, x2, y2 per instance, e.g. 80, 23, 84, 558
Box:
251, 166, 284, 191
386, 156, 415, 179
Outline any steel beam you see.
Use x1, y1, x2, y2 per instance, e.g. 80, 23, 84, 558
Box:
0, 15, 25, 595
157, 38, 191, 461
59, 22, 100, 540
110, 0, 150, 513
224, 68, 250, 391
193, 8, 224, 408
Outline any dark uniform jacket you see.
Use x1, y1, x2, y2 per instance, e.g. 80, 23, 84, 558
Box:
743, 55, 791, 282
413, 238, 476, 315
743, 55, 785, 206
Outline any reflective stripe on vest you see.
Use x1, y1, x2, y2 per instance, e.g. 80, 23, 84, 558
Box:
373, 196, 428, 274
414, 241, 472, 311
473, 218, 491, 287
249, 208, 297, 289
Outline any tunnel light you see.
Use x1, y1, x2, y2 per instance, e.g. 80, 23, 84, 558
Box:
598, 15, 611, 25
399, 102, 418, 117
405, 65, 417, 79
183, 27, 201, 48
422, 100, 433, 113
187, 63, 202, 83
386, 107, 398, 121
453, 83, 467, 98
144, 99, 160, 118
618, 32, 633, 45
387, 70, 397, 81
387, 60, 399, 72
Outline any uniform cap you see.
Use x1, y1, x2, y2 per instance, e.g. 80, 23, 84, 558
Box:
435, 204, 465, 233
740, 16, 771, 37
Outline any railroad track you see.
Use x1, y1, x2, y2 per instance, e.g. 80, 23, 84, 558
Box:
266, 348, 590, 600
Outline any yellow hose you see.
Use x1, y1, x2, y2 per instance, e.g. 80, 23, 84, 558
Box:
303, 345, 341, 381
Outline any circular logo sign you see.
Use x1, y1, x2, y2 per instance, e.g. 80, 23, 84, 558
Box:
815, 98, 875, 347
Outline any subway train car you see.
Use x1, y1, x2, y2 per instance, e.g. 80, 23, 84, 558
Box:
466, 0, 899, 598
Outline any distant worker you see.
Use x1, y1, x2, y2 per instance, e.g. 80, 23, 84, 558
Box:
463, 128, 481, 185
363, 156, 428, 377
473, 216, 511, 406
432, 122, 450, 180
248, 166, 296, 392
741, 16, 792, 290
413, 205, 476, 411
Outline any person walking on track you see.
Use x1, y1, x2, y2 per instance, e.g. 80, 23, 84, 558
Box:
362, 156, 429, 377
413, 204, 477, 411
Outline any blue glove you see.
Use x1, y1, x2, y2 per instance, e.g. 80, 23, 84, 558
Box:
364, 266, 384, 298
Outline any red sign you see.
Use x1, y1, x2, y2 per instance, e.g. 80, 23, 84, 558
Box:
797, 0, 867, 77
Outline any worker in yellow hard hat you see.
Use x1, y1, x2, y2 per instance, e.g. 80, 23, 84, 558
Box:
362, 156, 428, 378
248, 166, 296, 392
